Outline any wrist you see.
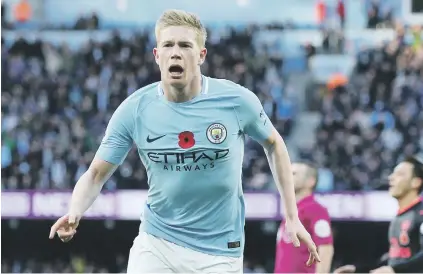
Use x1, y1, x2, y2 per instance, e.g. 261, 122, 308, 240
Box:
284, 215, 300, 222
68, 208, 83, 219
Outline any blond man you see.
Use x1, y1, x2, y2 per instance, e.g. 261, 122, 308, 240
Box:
49, 10, 320, 273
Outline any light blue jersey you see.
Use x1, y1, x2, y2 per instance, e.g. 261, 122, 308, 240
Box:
96, 76, 273, 257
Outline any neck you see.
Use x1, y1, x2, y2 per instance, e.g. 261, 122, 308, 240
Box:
162, 74, 202, 103
295, 190, 312, 202
397, 191, 420, 210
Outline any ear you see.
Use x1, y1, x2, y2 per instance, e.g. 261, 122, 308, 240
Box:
198, 48, 207, 65
307, 177, 317, 190
411, 177, 422, 192
153, 48, 159, 65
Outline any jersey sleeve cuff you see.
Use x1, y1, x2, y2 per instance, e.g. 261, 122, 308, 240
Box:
95, 149, 124, 165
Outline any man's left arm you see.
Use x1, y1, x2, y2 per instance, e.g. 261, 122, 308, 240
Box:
238, 88, 298, 221
239, 88, 320, 263
316, 245, 334, 273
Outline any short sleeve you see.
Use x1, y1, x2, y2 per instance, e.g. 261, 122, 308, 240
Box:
238, 88, 273, 144
95, 99, 135, 165
309, 207, 333, 246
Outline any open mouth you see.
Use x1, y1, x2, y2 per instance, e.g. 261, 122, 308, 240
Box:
169, 65, 184, 77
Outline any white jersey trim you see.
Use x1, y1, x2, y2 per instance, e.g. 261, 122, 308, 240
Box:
157, 75, 209, 96
203, 76, 209, 94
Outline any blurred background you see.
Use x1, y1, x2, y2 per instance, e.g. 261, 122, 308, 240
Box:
1, 0, 423, 272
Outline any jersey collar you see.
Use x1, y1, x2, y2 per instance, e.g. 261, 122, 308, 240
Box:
157, 75, 209, 97
297, 194, 315, 207
397, 197, 423, 215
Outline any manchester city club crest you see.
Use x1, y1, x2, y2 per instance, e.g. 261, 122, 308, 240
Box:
206, 123, 227, 144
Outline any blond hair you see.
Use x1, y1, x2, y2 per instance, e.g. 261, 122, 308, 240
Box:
155, 9, 207, 47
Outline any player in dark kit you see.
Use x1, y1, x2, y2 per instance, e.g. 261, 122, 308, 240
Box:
334, 155, 423, 273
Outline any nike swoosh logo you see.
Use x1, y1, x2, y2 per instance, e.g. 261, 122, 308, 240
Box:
146, 134, 166, 143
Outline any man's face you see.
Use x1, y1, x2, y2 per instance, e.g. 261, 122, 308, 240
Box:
153, 26, 206, 89
292, 163, 311, 193
388, 162, 416, 199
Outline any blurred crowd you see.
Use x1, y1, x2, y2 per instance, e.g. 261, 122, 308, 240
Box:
1, 27, 294, 191
1, 0, 100, 30
302, 25, 423, 190
366, 0, 397, 29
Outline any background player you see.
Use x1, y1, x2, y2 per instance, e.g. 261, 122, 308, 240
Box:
334, 155, 423, 273
274, 162, 334, 273
48, 9, 320, 273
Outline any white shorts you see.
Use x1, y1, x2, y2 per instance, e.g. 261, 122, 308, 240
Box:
127, 232, 243, 273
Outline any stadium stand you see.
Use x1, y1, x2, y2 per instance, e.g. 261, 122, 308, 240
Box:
301, 25, 423, 191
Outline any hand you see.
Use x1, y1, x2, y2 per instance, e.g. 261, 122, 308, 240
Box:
371, 266, 395, 273
285, 218, 321, 266
49, 214, 80, 242
333, 265, 356, 273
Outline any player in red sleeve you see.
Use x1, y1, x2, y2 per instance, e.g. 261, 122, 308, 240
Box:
274, 162, 334, 273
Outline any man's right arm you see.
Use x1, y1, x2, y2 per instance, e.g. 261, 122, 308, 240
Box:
310, 208, 334, 273
67, 158, 118, 219
68, 99, 135, 220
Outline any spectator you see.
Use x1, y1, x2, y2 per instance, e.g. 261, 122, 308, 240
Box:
13, 0, 31, 23
74, 12, 100, 30
337, 0, 345, 29
366, 0, 395, 29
